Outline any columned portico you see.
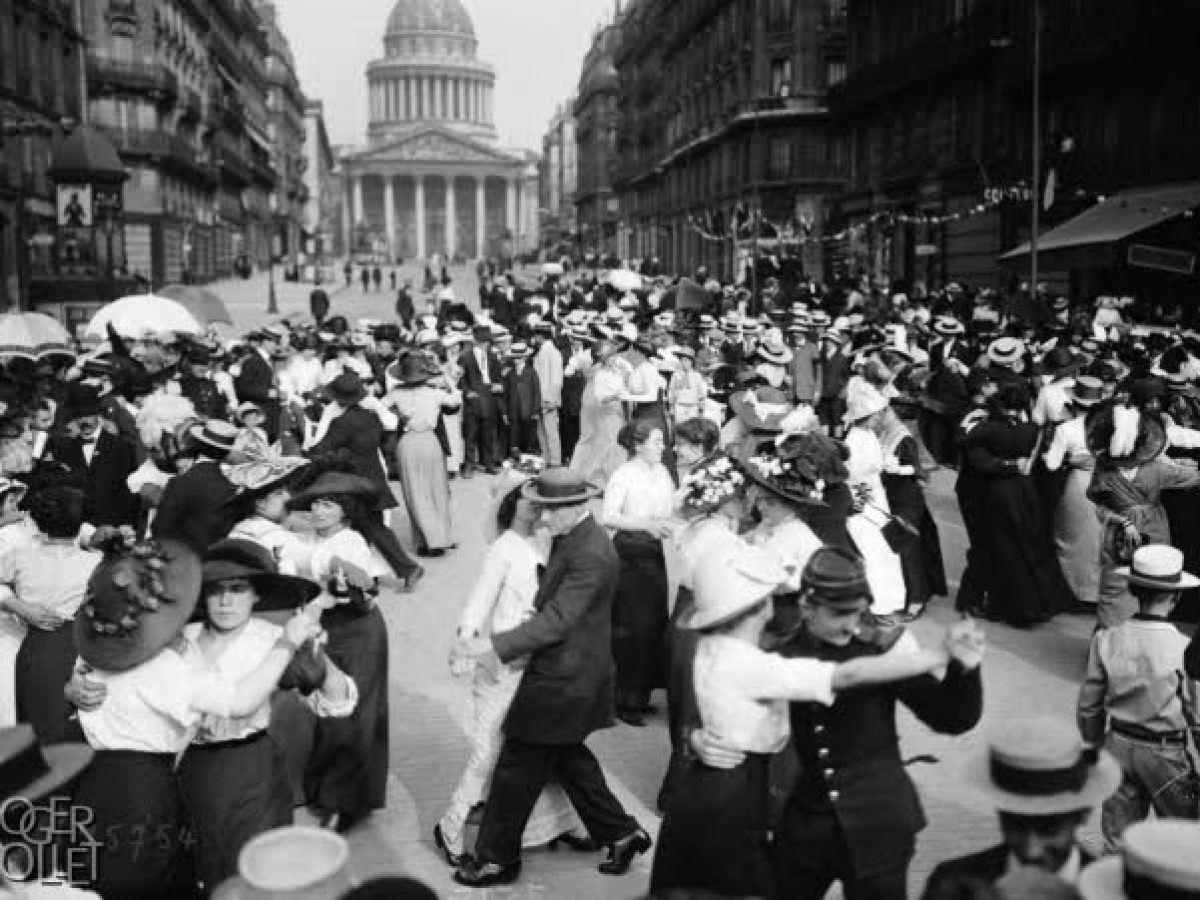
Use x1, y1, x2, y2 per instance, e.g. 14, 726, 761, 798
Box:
414, 175, 426, 259
445, 177, 457, 257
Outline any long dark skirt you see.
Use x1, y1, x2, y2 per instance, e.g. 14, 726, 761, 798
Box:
178, 732, 292, 896
657, 587, 700, 811
651, 754, 774, 899
306, 605, 388, 818
612, 531, 668, 697
980, 473, 1073, 626
16, 622, 82, 744
68, 750, 197, 900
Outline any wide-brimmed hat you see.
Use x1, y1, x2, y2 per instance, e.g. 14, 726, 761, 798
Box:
224, 457, 310, 502
76, 537, 204, 672
1085, 404, 1167, 466
507, 342, 533, 359
189, 419, 239, 455
843, 381, 890, 424
1041, 346, 1082, 377
1078, 819, 1200, 900
1066, 376, 1106, 407
0, 724, 93, 806
236, 401, 264, 423
729, 386, 793, 433
201, 539, 319, 613
286, 472, 378, 512
325, 372, 367, 406
988, 337, 1026, 367
211, 826, 351, 900
932, 316, 966, 337
1116, 544, 1200, 591
388, 355, 436, 387
738, 436, 832, 508
799, 546, 872, 609
680, 542, 787, 631
757, 341, 793, 366
520, 467, 601, 505
962, 717, 1120, 816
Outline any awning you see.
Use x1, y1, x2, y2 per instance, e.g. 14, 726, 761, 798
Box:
1000, 181, 1200, 269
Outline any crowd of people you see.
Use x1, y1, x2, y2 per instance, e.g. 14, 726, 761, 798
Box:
0, 261, 1199, 898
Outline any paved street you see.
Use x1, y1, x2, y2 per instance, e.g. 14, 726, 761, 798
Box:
207, 269, 1102, 898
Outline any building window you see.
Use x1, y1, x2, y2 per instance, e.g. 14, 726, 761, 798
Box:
770, 59, 792, 97
826, 60, 846, 87
768, 138, 791, 179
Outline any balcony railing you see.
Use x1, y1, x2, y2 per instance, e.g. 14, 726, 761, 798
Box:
88, 57, 179, 101
94, 125, 201, 171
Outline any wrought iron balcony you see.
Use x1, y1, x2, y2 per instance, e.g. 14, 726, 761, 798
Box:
88, 57, 179, 102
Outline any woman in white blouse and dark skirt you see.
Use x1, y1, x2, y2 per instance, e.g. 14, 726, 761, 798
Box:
650, 544, 951, 899
66, 535, 322, 899
603, 420, 676, 725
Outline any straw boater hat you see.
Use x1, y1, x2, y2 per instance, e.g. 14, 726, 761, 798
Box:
1077, 819, 1200, 900
236, 401, 264, 423
201, 539, 320, 613
932, 316, 966, 337
507, 342, 533, 360
680, 542, 787, 631
520, 467, 601, 505
987, 337, 1026, 368
756, 336, 793, 366
211, 826, 351, 900
0, 724, 93, 808
962, 717, 1120, 817
1116, 544, 1200, 591
188, 419, 239, 455
77, 536, 204, 672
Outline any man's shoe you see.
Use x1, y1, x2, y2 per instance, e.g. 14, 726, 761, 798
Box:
433, 823, 471, 868
548, 831, 598, 853
598, 827, 651, 875
453, 858, 521, 888
401, 566, 425, 593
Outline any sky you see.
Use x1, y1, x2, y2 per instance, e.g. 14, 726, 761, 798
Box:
274, 0, 618, 152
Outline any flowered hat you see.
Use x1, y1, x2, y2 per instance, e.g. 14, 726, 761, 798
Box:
678, 454, 746, 517
739, 433, 842, 507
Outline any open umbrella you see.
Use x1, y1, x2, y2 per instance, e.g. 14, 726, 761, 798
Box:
86, 294, 202, 339
0, 312, 75, 361
606, 269, 643, 292
541, 262, 565, 277
158, 284, 233, 326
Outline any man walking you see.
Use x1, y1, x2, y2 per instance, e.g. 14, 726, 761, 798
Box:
458, 326, 503, 475
452, 469, 652, 888
532, 322, 563, 465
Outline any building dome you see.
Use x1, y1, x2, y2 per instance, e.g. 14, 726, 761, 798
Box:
385, 0, 475, 40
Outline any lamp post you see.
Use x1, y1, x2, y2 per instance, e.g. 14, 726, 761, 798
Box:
1029, 0, 1042, 295
267, 232, 279, 315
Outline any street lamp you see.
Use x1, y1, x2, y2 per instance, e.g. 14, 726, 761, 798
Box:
1029, 0, 1042, 295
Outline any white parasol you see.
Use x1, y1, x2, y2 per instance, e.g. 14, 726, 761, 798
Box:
606, 269, 644, 292
541, 262, 565, 276
0, 312, 75, 361
86, 294, 203, 339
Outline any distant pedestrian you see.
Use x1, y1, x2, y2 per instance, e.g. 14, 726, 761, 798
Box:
360, 267, 370, 293
371, 266, 382, 292
310, 287, 330, 328
343, 261, 352, 287
389, 270, 396, 291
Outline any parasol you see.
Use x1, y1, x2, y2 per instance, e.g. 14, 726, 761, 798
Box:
0, 312, 75, 361
157, 284, 234, 326
541, 262, 565, 276
86, 294, 203, 339
606, 269, 644, 292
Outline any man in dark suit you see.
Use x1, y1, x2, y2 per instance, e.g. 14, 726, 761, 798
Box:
458, 327, 504, 476
452, 469, 651, 888
308, 372, 423, 592
921, 718, 1119, 900
502, 343, 541, 455
694, 547, 985, 900
152, 420, 240, 551
817, 329, 853, 437
45, 384, 140, 528
234, 330, 280, 441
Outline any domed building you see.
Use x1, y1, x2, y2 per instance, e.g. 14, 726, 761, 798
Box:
341, 0, 538, 262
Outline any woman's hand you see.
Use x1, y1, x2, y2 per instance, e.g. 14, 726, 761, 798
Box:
282, 612, 321, 650
13, 600, 66, 632
64, 665, 106, 712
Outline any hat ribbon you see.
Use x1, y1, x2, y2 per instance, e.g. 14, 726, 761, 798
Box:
989, 754, 1087, 796
1131, 566, 1181, 585
537, 480, 589, 499
0, 741, 51, 801
1125, 870, 1200, 900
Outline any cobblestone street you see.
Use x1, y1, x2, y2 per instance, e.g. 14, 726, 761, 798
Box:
213, 269, 1102, 898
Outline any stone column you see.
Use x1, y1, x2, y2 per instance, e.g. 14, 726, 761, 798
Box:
341, 173, 352, 254
390, 80, 398, 119
475, 176, 486, 258
446, 176, 457, 257
401, 78, 409, 119
352, 174, 364, 226
456, 79, 464, 120
422, 77, 430, 119
414, 175, 426, 260
384, 176, 396, 261
432, 77, 441, 120
505, 176, 517, 234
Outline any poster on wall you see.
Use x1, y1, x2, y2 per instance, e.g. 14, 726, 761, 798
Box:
56, 185, 93, 228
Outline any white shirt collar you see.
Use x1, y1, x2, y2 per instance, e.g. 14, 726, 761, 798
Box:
1006, 847, 1082, 887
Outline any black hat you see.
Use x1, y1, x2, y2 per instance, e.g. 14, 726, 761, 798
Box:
201, 539, 319, 613
325, 372, 367, 406
64, 383, 103, 419
800, 546, 872, 609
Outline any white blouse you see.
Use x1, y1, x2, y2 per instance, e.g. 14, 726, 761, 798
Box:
0, 537, 101, 617
227, 516, 314, 577
1043, 415, 1093, 473
457, 530, 545, 641
389, 385, 461, 432
747, 519, 823, 593
309, 528, 391, 586
694, 636, 836, 754
182, 618, 357, 743
603, 460, 675, 524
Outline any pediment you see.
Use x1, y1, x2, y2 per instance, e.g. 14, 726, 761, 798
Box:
349, 128, 520, 166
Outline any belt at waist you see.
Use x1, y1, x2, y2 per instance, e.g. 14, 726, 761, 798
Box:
191, 730, 269, 752
1111, 720, 1187, 744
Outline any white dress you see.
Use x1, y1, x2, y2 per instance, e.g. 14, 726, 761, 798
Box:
439, 530, 583, 853
0, 518, 37, 726
844, 427, 906, 615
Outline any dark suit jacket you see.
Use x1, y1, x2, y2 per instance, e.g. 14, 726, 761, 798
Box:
234, 351, 275, 404
493, 514, 619, 745
152, 461, 238, 552
490, 292, 515, 329
819, 350, 852, 400
920, 843, 1093, 900
307, 405, 396, 510
780, 628, 984, 879
505, 365, 541, 422
46, 431, 140, 528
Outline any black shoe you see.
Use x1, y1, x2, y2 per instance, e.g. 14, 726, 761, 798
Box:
401, 566, 425, 593
426, 549, 446, 558
548, 831, 598, 853
433, 824, 471, 868
460, 467, 475, 480
598, 827, 651, 875
453, 858, 521, 888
